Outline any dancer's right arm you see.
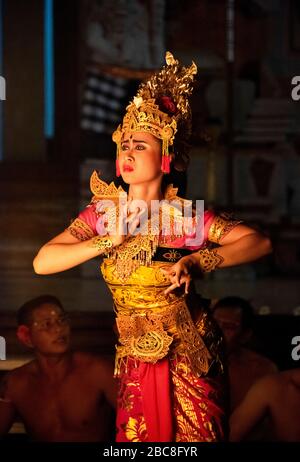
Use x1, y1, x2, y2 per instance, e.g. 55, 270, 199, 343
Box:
33, 230, 119, 275
33, 203, 140, 275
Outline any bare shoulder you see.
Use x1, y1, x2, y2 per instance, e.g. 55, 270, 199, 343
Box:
280, 369, 299, 387
250, 371, 282, 399
242, 348, 278, 372
0, 360, 35, 398
3, 360, 36, 380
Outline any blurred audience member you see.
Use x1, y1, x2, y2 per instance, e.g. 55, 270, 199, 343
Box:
213, 296, 278, 411
0, 295, 117, 441
230, 367, 300, 441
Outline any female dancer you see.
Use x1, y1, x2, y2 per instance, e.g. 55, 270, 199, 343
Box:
34, 52, 272, 442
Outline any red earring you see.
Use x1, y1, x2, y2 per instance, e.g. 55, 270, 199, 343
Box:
161, 156, 170, 174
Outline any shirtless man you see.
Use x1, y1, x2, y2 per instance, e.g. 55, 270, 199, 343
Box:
0, 295, 117, 442
213, 296, 277, 411
230, 368, 300, 441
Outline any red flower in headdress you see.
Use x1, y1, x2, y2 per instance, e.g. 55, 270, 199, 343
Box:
158, 96, 177, 115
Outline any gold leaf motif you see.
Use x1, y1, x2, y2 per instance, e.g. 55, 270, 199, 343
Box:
133, 96, 143, 108
137, 51, 197, 123
90, 170, 125, 199
125, 416, 148, 442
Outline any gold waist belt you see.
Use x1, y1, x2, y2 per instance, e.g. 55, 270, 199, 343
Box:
114, 297, 211, 377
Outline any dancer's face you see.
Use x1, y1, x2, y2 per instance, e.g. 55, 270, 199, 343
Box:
119, 132, 163, 185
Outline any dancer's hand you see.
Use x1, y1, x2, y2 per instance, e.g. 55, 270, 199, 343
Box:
161, 254, 199, 295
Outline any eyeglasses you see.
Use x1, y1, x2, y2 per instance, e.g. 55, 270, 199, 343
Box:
31, 314, 70, 332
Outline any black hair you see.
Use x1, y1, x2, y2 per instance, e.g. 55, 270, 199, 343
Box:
213, 296, 254, 330
17, 295, 64, 326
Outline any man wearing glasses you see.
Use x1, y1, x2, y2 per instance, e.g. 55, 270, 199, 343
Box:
0, 295, 117, 441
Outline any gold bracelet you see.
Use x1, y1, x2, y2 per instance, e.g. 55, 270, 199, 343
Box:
208, 214, 242, 244
91, 235, 113, 253
198, 248, 224, 272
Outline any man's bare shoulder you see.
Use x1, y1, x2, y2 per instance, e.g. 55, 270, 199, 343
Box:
247, 370, 283, 402
0, 360, 36, 399
241, 348, 278, 372
279, 368, 300, 387
3, 360, 36, 381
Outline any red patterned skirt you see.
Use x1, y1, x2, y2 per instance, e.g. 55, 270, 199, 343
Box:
116, 355, 228, 442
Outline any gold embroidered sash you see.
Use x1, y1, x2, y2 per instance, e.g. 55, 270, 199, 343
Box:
114, 296, 211, 377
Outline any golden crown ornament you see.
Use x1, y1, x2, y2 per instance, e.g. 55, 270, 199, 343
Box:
112, 52, 197, 175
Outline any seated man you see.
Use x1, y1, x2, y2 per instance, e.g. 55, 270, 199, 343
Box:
213, 296, 277, 411
0, 295, 117, 442
230, 367, 300, 441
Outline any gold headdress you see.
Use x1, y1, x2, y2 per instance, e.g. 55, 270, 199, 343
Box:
112, 51, 197, 175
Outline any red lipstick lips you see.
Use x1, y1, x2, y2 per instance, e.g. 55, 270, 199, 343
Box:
123, 164, 134, 172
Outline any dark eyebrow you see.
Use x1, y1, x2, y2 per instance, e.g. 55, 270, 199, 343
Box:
121, 139, 147, 144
